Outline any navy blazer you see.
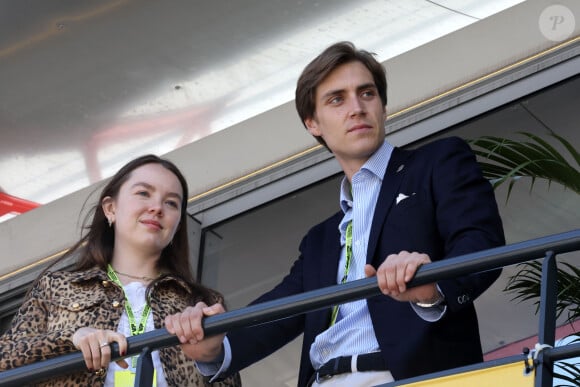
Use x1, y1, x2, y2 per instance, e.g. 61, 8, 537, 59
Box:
226, 137, 505, 387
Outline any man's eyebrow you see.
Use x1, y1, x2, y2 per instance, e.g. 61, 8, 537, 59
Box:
320, 83, 377, 100
357, 83, 378, 91
320, 88, 345, 100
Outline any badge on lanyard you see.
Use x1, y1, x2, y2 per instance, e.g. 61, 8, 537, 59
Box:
114, 370, 157, 386
107, 265, 156, 386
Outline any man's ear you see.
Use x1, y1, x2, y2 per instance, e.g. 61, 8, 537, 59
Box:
304, 117, 321, 136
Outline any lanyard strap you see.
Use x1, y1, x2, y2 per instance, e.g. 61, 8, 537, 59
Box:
330, 221, 353, 326
107, 264, 151, 336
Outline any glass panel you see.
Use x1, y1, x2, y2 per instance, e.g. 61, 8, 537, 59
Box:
201, 175, 342, 386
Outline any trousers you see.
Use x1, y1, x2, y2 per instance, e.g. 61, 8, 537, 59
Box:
309, 370, 394, 387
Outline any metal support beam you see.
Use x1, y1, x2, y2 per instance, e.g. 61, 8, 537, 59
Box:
535, 251, 557, 387
135, 347, 154, 387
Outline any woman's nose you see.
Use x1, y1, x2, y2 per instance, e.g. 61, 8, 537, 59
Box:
148, 202, 163, 215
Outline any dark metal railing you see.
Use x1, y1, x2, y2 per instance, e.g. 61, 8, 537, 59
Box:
0, 229, 579, 386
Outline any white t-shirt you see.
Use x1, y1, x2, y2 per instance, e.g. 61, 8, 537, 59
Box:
104, 281, 168, 387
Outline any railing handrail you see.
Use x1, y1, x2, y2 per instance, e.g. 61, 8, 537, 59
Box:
0, 228, 579, 386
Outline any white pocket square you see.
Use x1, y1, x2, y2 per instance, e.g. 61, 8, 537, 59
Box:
396, 193, 414, 204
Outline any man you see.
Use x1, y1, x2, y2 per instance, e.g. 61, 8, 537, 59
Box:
166, 41, 505, 387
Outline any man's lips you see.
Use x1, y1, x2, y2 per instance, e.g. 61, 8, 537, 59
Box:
348, 124, 372, 132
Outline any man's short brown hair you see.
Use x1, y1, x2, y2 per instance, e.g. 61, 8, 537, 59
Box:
295, 41, 387, 147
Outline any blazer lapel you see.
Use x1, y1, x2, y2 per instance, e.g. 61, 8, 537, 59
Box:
319, 213, 343, 287
309, 213, 342, 329
366, 147, 410, 264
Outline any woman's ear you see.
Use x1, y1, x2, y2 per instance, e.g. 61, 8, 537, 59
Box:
101, 196, 115, 225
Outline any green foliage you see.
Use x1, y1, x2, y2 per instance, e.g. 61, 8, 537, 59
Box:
505, 260, 580, 385
470, 130, 580, 385
469, 131, 580, 201
554, 358, 580, 387
505, 261, 580, 323
553, 335, 580, 387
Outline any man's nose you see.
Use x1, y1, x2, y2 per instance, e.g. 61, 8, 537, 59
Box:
349, 97, 365, 116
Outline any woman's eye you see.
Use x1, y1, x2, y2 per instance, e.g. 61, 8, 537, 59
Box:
166, 200, 179, 209
137, 191, 149, 197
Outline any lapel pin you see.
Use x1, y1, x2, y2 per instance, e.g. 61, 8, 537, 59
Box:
396, 164, 405, 173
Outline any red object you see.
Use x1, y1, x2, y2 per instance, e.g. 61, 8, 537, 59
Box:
484, 320, 579, 361
0, 192, 40, 218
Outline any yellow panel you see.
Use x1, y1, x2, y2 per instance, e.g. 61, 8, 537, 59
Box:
399, 361, 534, 387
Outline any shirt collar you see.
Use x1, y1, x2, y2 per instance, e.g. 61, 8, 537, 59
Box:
339, 140, 394, 213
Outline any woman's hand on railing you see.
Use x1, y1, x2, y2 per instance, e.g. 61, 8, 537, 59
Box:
72, 327, 129, 372
165, 302, 226, 362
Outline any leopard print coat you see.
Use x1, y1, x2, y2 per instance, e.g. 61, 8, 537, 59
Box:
0, 267, 241, 387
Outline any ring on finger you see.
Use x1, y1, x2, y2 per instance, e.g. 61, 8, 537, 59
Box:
100, 341, 109, 348
95, 368, 106, 376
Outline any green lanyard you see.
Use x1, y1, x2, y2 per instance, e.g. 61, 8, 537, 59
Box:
107, 264, 152, 367
330, 221, 353, 326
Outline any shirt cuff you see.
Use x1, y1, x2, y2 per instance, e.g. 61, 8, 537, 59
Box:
410, 285, 447, 322
195, 336, 232, 381
411, 301, 447, 322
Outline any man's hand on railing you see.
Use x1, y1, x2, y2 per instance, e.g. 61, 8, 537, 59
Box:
364, 250, 440, 305
165, 302, 226, 362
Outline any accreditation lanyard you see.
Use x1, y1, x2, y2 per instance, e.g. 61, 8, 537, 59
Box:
106, 264, 152, 368
330, 220, 353, 326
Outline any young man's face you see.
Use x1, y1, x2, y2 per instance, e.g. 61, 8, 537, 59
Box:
305, 61, 386, 173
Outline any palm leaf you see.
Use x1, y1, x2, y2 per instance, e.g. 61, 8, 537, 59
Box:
469, 131, 580, 201
504, 261, 580, 323
551, 132, 580, 165
553, 361, 580, 387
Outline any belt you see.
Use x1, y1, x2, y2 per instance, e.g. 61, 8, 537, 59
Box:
314, 352, 387, 383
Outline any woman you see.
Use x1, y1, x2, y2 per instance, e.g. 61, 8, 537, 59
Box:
0, 155, 241, 386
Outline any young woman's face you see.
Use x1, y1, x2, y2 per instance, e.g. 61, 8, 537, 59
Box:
103, 163, 183, 255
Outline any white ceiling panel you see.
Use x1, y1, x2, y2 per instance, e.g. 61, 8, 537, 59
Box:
0, 0, 526, 208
